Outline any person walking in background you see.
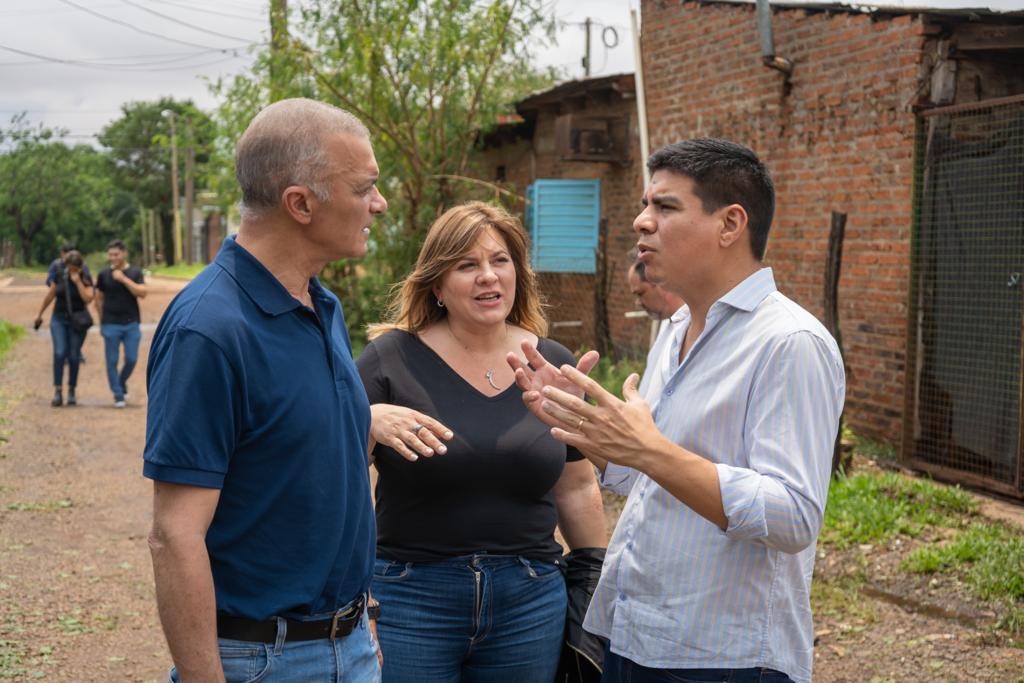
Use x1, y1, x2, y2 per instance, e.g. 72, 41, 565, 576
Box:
357, 201, 606, 682
144, 98, 388, 682
46, 242, 90, 287
46, 242, 91, 365
34, 250, 94, 407
95, 239, 146, 408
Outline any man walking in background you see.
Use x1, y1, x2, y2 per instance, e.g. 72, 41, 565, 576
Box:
95, 239, 146, 407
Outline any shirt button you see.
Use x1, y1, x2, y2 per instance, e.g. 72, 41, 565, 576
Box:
618, 592, 626, 601
626, 541, 634, 551
665, 389, 673, 395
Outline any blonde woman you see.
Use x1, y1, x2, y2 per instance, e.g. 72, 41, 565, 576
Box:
357, 202, 606, 682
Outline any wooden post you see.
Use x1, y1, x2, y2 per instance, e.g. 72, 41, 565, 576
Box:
825, 211, 848, 476
139, 202, 149, 267
184, 118, 195, 264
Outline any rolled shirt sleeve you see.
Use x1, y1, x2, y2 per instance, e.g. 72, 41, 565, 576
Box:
717, 330, 845, 554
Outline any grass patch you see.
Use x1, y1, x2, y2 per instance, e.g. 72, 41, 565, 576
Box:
904, 522, 1024, 622
0, 321, 24, 363
821, 471, 976, 549
147, 262, 207, 280
6, 499, 73, 512
0, 265, 48, 276
843, 427, 898, 464
587, 355, 645, 399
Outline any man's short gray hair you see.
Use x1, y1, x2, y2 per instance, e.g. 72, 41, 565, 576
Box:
235, 98, 369, 221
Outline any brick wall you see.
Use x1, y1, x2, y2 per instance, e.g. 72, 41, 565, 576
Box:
477, 93, 650, 357
641, 0, 927, 442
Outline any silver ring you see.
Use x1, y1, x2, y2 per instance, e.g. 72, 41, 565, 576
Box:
411, 423, 425, 436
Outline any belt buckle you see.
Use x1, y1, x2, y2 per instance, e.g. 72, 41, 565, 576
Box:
328, 598, 361, 640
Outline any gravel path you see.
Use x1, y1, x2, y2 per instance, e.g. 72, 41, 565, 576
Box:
1, 273, 185, 682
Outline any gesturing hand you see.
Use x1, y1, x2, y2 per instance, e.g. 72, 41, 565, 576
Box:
369, 403, 453, 462
537, 365, 666, 470
506, 340, 600, 431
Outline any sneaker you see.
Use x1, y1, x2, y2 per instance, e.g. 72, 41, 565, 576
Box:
114, 400, 126, 409
66, 390, 76, 406
51, 390, 63, 407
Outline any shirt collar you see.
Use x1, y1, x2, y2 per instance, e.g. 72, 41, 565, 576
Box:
715, 267, 777, 313
213, 235, 307, 317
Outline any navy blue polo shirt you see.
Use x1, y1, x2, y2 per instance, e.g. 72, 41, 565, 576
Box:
143, 236, 374, 620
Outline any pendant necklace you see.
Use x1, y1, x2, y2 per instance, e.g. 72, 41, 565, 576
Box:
447, 320, 507, 390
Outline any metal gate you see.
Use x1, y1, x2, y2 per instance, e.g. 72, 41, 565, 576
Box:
905, 94, 1024, 498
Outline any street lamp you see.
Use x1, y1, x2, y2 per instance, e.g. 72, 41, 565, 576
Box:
162, 109, 183, 265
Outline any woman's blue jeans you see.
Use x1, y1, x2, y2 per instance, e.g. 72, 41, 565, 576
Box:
50, 314, 85, 388
372, 554, 567, 683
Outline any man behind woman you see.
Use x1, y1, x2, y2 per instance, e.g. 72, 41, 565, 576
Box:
357, 201, 607, 682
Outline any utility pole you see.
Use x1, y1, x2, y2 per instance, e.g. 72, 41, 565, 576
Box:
139, 201, 148, 267
583, 17, 592, 77
163, 109, 182, 265
184, 117, 195, 265
270, 0, 288, 101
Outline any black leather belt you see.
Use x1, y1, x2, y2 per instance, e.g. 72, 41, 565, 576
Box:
217, 595, 365, 643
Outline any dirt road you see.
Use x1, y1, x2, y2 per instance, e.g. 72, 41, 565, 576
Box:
0, 272, 184, 681
1, 270, 1023, 681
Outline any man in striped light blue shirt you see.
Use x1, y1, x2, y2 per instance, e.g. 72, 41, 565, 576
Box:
509, 139, 845, 682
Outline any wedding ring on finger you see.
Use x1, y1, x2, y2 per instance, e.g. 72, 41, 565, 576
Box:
576, 417, 586, 430
410, 423, 425, 436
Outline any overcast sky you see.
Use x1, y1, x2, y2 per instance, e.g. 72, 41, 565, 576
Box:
1, 0, 1020, 143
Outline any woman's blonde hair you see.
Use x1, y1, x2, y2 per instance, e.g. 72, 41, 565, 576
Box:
368, 201, 547, 340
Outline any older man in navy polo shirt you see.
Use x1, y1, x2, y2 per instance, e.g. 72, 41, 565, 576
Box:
144, 98, 387, 682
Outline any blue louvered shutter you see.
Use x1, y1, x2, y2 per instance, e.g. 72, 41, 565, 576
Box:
525, 179, 600, 273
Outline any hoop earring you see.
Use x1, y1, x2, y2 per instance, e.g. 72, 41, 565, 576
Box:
436, 299, 445, 308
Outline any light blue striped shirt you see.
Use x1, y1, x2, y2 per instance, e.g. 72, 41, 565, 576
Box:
586, 268, 845, 683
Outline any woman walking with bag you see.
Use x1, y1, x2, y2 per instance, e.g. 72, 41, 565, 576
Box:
34, 250, 94, 406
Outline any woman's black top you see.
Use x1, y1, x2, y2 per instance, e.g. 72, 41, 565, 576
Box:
53, 268, 93, 318
356, 330, 583, 564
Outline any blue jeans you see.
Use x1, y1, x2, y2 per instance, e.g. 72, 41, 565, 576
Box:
50, 314, 85, 388
100, 322, 141, 400
168, 610, 381, 682
372, 554, 566, 682
602, 648, 794, 683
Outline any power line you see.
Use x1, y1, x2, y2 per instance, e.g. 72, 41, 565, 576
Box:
0, 42, 249, 72
0, 48, 228, 68
118, 0, 255, 43
148, 0, 266, 23
55, 0, 240, 51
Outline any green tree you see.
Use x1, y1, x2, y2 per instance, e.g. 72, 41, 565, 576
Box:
98, 98, 215, 265
212, 0, 557, 343
0, 115, 115, 265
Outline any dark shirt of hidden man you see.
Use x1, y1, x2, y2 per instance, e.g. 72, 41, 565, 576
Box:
143, 98, 388, 683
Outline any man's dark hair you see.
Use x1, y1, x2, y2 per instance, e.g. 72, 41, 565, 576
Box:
60, 242, 77, 254
647, 138, 775, 260
107, 239, 127, 252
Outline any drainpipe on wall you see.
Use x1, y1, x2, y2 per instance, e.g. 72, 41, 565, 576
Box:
631, 8, 660, 349
630, 8, 651, 189
756, 0, 793, 74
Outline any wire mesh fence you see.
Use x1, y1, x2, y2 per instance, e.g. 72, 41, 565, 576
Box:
906, 95, 1024, 497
